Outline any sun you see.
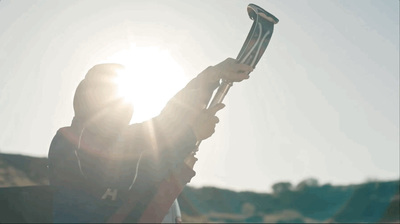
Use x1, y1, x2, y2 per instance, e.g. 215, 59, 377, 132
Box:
106, 44, 188, 123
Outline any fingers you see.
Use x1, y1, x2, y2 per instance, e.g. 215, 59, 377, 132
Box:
227, 73, 250, 82
207, 103, 225, 116
184, 152, 198, 169
224, 58, 253, 73
216, 58, 253, 81
209, 115, 219, 124
189, 103, 224, 141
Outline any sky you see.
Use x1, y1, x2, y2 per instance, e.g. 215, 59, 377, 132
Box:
0, 0, 398, 193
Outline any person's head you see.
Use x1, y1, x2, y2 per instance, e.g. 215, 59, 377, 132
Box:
73, 63, 133, 135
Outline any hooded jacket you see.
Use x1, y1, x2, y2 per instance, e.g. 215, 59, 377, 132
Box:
48, 63, 219, 222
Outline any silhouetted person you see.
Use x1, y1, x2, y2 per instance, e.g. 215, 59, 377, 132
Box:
162, 199, 182, 223
48, 58, 252, 223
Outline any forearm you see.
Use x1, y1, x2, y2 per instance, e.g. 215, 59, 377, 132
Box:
153, 117, 197, 161
185, 66, 221, 90
159, 66, 221, 122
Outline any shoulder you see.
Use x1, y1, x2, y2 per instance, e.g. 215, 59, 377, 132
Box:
48, 127, 77, 159
51, 127, 75, 146
124, 120, 160, 142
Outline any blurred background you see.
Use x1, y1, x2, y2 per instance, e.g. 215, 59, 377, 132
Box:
0, 0, 398, 223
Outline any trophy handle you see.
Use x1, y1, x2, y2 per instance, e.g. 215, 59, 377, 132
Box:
195, 4, 279, 149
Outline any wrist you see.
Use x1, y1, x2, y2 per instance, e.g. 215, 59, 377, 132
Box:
189, 123, 201, 142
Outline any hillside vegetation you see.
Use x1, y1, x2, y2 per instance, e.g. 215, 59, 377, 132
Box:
0, 153, 398, 223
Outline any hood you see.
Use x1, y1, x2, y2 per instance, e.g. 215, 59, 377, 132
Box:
72, 63, 133, 131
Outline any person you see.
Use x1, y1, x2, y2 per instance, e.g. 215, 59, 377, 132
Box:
162, 199, 182, 223
48, 58, 252, 223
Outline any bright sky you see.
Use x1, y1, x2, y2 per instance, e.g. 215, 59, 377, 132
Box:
0, 0, 398, 193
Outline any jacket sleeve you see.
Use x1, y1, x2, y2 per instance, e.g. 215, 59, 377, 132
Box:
159, 66, 220, 124
107, 69, 221, 223
159, 67, 221, 156
48, 128, 84, 188
125, 67, 221, 163
124, 118, 197, 174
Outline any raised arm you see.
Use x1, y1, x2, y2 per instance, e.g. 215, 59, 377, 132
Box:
158, 58, 253, 137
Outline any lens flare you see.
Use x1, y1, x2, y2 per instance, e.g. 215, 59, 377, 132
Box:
107, 44, 188, 123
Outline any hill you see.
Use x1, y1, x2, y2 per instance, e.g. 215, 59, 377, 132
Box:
0, 153, 48, 187
0, 153, 398, 223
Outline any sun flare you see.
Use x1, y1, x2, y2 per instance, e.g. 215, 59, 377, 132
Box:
106, 44, 188, 123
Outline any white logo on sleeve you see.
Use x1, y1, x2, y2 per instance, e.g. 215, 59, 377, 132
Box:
101, 188, 118, 201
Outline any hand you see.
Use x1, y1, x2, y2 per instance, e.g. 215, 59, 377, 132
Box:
210, 58, 253, 82
190, 103, 225, 141
175, 217, 182, 223
184, 152, 198, 169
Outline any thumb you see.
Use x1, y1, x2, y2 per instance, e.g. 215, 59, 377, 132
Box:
207, 103, 225, 116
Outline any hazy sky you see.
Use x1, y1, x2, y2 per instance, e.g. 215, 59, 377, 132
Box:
0, 0, 398, 193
